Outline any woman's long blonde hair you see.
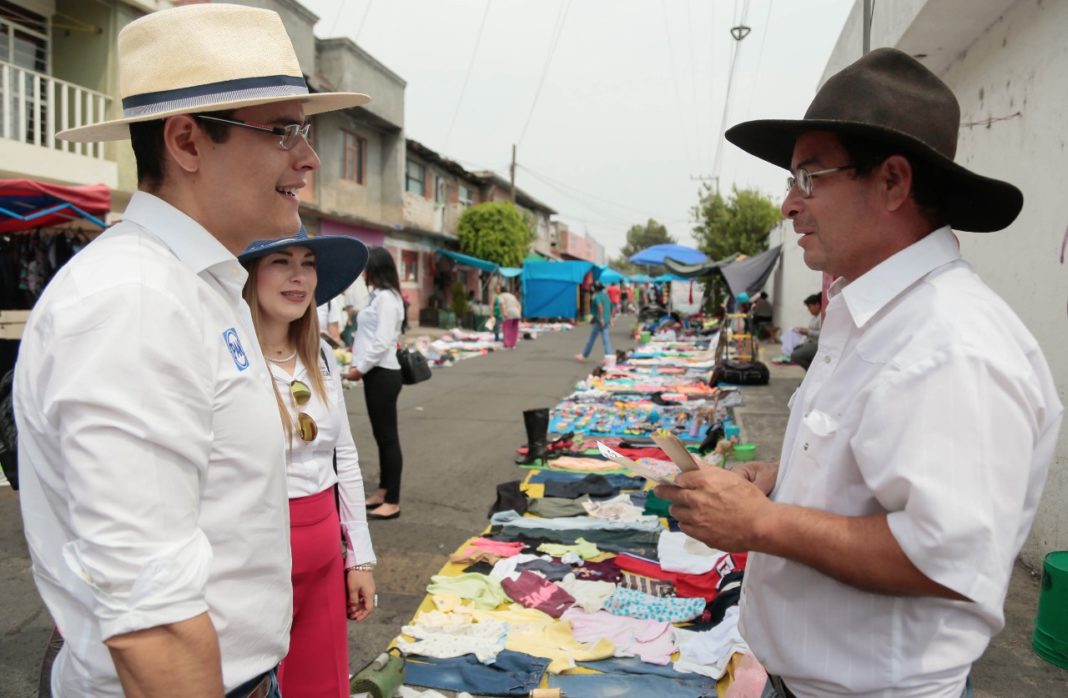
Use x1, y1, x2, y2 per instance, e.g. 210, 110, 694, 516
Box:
243, 259, 331, 444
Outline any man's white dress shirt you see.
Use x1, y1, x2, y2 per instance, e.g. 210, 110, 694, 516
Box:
269, 341, 374, 565
15, 192, 292, 697
352, 288, 403, 374
740, 227, 1062, 697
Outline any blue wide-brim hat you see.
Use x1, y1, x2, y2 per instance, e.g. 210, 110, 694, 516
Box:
238, 227, 369, 306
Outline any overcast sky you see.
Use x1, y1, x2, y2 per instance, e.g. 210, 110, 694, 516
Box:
299, 0, 856, 259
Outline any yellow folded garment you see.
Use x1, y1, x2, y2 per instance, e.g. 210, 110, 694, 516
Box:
473, 606, 615, 673
537, 537, 601, 560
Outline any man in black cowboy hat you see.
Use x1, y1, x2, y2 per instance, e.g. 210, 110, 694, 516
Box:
657, 48, 1061, 697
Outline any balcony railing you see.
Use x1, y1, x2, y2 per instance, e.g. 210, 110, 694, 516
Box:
0, 60, 110, 159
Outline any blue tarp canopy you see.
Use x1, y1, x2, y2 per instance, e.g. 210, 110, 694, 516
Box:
629, 273, 654, 283
596, 267, 626, 284
654, 273, 686, 283
522, 260, 594, 319
629, 243, 707, 266
499, 267, 523, 278
436, 248, 499, 273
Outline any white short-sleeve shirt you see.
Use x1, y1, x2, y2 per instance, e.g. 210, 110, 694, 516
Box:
15, 192, 291, 697
739, 227, 1062, 697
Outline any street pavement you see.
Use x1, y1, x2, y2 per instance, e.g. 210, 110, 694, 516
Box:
2, 319, 1065, 696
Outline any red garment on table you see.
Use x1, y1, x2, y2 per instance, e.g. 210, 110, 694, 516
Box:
615, 552, 748, 601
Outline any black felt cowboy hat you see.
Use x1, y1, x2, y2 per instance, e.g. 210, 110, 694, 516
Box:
725, 48, 1022, 232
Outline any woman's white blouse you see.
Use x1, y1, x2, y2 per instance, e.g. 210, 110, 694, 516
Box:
353, 288, 403, 374
268, 341, 374, 566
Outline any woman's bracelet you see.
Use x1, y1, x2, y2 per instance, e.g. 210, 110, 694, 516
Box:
346, 562, 376, 572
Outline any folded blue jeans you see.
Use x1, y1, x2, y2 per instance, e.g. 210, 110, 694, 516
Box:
403, 650, 550, 696
549, 671, 718, 698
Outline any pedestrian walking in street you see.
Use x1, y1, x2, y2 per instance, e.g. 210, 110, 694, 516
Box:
492, 285, 504, 342
656, 48, 1060, 698
498, 287, 522, 349
240, 230, 376, 698
12, 5, 372, 696
575, 282, 613, 362
347, 248, 406, 520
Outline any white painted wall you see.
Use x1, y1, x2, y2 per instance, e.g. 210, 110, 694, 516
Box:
811, 0, 1068, 566
765, 221, 824, 334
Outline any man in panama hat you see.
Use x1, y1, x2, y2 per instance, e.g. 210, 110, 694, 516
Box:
657, 48, 1061, 697
14, 5, 370, 696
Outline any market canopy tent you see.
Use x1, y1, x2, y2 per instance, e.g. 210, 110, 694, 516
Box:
664, 246, 782, 299
435, 248, 500, 274
0, 179, 110, 234
522, 260, 594, 319
596, 267, 627, 284
628, 243, 707, 266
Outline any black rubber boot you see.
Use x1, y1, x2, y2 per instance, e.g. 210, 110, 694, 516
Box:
514, 408, 550, 465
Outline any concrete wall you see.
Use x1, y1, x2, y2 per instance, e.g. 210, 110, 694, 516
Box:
818, 0, 1068, 565
316, 38, 405, 128
313, 110, 388, 222
765, 222, 824, 333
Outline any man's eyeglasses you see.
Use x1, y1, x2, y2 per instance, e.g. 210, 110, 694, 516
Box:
290, 379, 318, 442
195, 114, 311, 151
786, 165, 855, 198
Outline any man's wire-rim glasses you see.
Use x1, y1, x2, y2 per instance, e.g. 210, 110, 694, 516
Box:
195, 114, 311, 151
787, 165, 855, 198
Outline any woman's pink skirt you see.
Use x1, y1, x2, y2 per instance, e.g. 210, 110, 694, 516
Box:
278, 488, 349, 698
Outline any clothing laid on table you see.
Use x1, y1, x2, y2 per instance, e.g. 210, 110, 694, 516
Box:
673, 606, 749, 680
498, 291, 521, 349
602, 587, 706, 623
581, 289, 614, 358
740, 226, 1063, 698
14, 192, 291, 697
426, 573, 508, 610
268, 341, 373, 698
352, 287, 405, 504
403, 649, 550, 697
500, 570, 575, 618
562, 607, 677, 664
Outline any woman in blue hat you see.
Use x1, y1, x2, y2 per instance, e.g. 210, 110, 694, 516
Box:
239, 229, 375, 698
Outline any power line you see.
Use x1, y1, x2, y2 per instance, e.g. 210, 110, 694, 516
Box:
327, 0, 346, 36
517, 164, 673, 221
443, 0, 491, 153
659, 0, 693, 173
354, 0, 374, 44
711, 0, 752, 178
517, 0, 572, 146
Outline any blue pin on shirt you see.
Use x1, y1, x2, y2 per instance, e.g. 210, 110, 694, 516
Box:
223, 327, 250, 371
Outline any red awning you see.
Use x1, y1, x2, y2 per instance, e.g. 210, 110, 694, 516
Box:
0, 179, 111, 234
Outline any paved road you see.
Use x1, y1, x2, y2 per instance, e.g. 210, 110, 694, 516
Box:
3, 320, 1065, 695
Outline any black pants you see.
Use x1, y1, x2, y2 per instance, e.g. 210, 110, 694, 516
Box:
363, 367, 404, 504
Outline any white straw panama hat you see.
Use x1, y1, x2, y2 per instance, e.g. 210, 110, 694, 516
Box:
57, 3, 370, 143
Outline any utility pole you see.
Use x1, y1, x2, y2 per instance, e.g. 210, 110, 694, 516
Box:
510, 144, 517, 202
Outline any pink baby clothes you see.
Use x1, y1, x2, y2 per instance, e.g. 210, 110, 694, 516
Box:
466, 538, 526, 558
561, 607, 677, 665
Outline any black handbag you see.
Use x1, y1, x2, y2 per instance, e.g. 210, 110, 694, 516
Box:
396, 347, 432, 385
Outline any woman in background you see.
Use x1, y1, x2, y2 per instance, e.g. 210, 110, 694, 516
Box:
240, 229, 376, 698
347, 248, 406, 520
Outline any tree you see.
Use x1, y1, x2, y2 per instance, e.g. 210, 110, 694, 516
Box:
691, 185, 780, 261
610, 218, 676, 272
691, 185, 781, 310
457, 202, 535, 268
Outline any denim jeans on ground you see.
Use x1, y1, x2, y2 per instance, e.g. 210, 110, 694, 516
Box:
582, 322, 612, 358
549, 671, 718, 698
760, 674, 974, 698
402, 650, 550, 696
